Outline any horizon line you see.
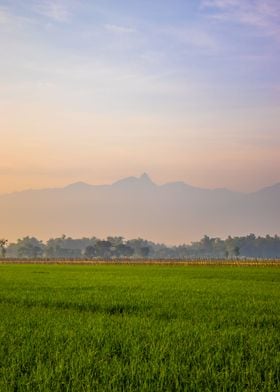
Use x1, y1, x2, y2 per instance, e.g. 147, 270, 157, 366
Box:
1, 173, 279, 196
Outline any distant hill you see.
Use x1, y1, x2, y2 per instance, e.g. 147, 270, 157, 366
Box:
0, 174, 279, 243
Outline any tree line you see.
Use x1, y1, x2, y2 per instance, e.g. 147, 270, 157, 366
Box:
0, 234, 280, 259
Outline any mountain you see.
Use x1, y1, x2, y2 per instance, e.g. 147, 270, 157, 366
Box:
112, 173, 156, 188
0, 174, 279, 244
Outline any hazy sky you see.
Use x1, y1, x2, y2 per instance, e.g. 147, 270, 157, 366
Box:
1, 0, 279, 194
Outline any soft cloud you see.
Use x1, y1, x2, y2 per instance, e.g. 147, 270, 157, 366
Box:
160, 25, 219, 52
202, 0, 280, 37
104, 24, 136, 34
0, 7, 10, 24
33, 0, 71, 22
0, 6, 34, 32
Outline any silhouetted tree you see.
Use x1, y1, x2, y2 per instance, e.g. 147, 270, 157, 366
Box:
115, 244, 134, 258
3, 233, 280, 259
16, 237, 45, 258
0, 239, 8, 258
95, 240, 112, 258
139, 246, 150, 258
84, 245, 96, 259
233, 246, 240, 257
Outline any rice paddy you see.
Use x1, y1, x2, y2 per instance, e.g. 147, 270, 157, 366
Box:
0, 263, 280, 391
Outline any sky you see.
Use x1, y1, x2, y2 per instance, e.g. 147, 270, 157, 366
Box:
0, 0, 279, 194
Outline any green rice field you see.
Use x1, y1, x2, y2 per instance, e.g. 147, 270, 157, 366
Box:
0, 264, 280, 391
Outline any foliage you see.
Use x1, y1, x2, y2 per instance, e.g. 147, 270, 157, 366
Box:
5, 234, 280, 259
8, 237, 44, 258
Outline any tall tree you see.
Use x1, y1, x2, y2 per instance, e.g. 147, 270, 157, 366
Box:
16, 237, 45, 258
0, 239, 8, 258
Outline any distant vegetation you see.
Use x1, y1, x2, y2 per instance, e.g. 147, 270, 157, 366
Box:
2, 234, 280, 259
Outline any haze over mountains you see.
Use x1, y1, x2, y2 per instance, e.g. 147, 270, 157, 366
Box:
1, 174, 279, 244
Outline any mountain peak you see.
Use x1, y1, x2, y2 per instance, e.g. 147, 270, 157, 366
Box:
112, 173, 155, 187
139, 173, 154, 184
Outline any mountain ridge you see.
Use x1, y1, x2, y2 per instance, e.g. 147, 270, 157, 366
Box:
2, 173, 278, 197
1, 174, 279, 243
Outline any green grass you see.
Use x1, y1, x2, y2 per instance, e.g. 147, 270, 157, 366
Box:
0, 264, 280, 391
